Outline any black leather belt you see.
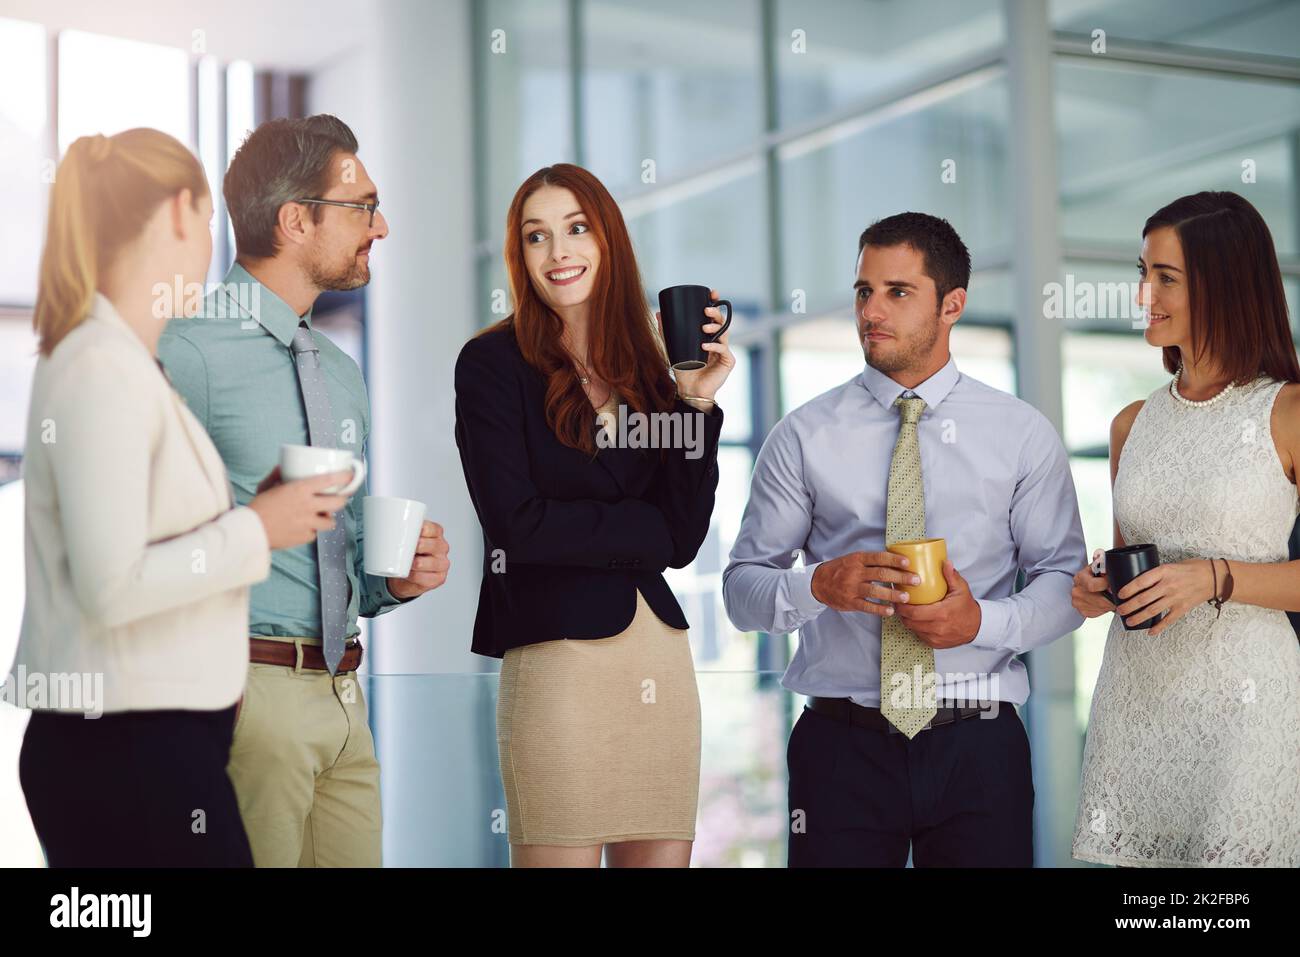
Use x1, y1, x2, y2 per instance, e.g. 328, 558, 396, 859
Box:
808, 696, 998, 735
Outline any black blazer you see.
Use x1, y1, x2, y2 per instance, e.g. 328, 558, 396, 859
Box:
454, 322, 723, 658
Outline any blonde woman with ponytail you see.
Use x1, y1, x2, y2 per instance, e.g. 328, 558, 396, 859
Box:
13, 129, 350, 867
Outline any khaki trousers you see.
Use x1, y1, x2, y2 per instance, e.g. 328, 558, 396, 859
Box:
227, 647, 382, 867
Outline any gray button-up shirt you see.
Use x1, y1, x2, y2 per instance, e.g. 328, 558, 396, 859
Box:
722, 355, 1085, 706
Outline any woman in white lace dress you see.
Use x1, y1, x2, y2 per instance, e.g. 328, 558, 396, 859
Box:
1071, 191, 1300, 867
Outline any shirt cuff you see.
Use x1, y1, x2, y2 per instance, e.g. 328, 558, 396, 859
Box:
383, 577, 415, 605
789, 561, 828, 618
969, 597, 1008, 651
362, 576, 412, 617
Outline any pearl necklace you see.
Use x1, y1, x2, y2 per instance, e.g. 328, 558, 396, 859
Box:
1170, 364, 1236, 408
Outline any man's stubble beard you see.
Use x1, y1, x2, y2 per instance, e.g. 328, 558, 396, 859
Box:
862, 312, 942, 375
307, 247, 371, 292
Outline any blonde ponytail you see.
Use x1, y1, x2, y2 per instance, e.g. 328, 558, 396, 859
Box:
32, 129, 208, 356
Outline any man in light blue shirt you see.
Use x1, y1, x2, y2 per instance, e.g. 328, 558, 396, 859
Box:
723, 212, 1085, 866
160, 115, 450, 868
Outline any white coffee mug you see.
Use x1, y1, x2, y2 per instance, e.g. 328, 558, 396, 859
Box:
280, 443, 366, 496
363, 496, 427, 577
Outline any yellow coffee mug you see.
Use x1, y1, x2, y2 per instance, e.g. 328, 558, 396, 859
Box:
886, 538, 948, 605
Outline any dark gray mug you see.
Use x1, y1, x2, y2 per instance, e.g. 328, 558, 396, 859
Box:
658, 284, 731, 371
1093, 543, 1166, 632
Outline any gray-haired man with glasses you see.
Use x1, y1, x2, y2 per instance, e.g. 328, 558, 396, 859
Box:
159, 114, 450, 867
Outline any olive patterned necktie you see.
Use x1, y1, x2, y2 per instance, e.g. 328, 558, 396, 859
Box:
880, 395, 937, 738
291, 324, 348, 676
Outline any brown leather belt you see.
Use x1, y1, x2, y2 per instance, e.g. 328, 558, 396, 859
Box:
249, 637, 363, 673
808, 696, 998, 735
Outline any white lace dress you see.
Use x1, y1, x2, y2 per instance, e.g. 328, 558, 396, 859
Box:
1072, 376, 1300, 867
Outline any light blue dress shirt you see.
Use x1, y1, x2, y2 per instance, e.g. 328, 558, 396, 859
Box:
158, 264, 405, 639
722, 355, 1086, 707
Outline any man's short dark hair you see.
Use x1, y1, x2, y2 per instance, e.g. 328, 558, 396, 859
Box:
857, 212, 971, 303
224, 114, 359, 259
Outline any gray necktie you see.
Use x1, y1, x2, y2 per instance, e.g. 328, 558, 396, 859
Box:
291, 324, 348, 676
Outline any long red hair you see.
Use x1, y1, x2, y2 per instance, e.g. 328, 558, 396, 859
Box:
482, 163, 676, 454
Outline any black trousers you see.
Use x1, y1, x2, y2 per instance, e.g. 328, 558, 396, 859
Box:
19, 704, 253, 867
787, 702, 1034, 867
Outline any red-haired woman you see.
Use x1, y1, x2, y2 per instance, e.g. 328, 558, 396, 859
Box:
454, 164, 733, 867
1070, 191, 1300, 867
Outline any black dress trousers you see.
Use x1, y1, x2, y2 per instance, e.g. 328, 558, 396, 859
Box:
19, 704, 253, 867
787, 702, 1035, 867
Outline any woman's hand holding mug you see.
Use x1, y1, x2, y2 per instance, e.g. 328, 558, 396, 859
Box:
656, 286, 735, 403
248, 466, 353, 550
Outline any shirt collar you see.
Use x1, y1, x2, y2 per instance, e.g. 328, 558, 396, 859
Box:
218, 262, 313, 347
859, 354, 961, 413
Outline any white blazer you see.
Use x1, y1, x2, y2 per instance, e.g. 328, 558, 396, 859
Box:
12, 293, 270, 713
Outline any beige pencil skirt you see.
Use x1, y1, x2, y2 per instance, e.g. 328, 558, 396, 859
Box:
496, 589, 702, 846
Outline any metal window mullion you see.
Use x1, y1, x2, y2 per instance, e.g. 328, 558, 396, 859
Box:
1053, 31, 1300, 84
570, 0, 585, 168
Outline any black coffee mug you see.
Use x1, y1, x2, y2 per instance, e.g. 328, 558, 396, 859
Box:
1093, 543, 1166, 632
658, 285, 732, 371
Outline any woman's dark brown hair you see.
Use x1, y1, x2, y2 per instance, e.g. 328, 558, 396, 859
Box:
1143, 191, 1300, 384
483, 163, 676, 454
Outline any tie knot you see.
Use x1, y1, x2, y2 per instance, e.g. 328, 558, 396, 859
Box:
291, 325, 318, 356
895, 395, 926, 425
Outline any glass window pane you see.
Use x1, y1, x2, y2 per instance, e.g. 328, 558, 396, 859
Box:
0, 18, 47, 306
625, 167, 769, 321
779, 75, 1010, 318
1051, 260, 1150, 333
780, 316, 863, 412
57, 30, 191, 154
582, 0, 763, 196
1056, 61, 1300, 257
717, 346, 752, 443
775, 0, 1004, 127
225, 61, 255, 167
225, 61, 255, 259
1052, 0, 1300, 60
1063, 330, 1171, 453
694, 670, 793, 866
665, 445, 755, 666
479, 0, 573, 238
0, 312, 38, 455
477, 253, 510, 331
965, 269, 1015, 328
1068, 455, 1114, 733
951, 321, 1015, 395
197, 56, 227, 283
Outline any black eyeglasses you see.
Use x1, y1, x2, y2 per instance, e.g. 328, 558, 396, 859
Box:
296, 198, 380, 227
